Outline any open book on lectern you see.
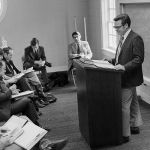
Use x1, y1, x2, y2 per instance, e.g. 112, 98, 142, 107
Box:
2, 115, 47, 150
92, 60, 115, 69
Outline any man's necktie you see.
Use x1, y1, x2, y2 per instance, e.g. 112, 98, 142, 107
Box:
77, 44, 80, 54
115, 36, 124, 65
34, 49, 38, 58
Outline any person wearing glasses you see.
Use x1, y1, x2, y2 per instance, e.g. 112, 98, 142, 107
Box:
105, 14, 144, 143
68, 32, 92, 75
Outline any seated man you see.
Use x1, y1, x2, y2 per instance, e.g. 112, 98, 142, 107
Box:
68, 31, 93, 81
0, 60, 39, 125
23, 38, 52, 92
2, 47, 57, 107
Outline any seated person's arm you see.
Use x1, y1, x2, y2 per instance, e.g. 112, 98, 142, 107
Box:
0, 83, 12, 102
40, 47, 46, 61
23, 49, 34, 69
3, 76, 18, 85
68, 45, 80, 59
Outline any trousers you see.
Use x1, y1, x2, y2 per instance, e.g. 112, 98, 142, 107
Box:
122, 87, 143, 136
11, 97, 38, 124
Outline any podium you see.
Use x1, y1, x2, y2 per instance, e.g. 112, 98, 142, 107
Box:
74, 59, 123, 148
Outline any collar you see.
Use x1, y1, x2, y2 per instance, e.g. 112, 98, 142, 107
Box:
122, 28, 131, 43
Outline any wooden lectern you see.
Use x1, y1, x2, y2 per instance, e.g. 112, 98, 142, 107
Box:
74, 59, 123, 148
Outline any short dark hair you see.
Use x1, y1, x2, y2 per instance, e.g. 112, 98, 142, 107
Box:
72, 31, 81, 38
0, 48, 3, 56
114, 13, 131, 27
3, 47, 13, 55
30, 38, 39, 46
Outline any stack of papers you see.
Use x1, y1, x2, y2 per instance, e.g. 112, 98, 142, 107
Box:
2, 115, 47, 150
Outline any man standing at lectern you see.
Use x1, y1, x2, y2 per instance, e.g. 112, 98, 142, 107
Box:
105, 14, 144, 143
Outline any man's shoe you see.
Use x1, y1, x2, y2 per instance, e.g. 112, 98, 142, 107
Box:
46, 96, 57, 103
39, 138, 68, 150
43, 84, 52, 92
36, 101, 46, 108
130, 127, 140, 134
122, 136, 129, 143
39, 99, 49, 105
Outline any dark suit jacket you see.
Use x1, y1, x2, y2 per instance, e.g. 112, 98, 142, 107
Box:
111, 30, 144, 88
3, 58, 21, 77
0, 77, 12, 121
23, 46, 46, 69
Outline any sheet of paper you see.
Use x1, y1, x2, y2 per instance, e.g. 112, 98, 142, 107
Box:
15, 122, 47, 150
3, 115, 27, 129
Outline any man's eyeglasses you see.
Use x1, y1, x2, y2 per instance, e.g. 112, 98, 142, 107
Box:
73, 36, 79, 39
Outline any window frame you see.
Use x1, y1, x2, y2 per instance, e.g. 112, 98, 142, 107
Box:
101, 0, 117, 53
0, 0, 7, 23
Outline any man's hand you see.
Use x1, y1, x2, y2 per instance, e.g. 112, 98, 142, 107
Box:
7, 77, 18, 84
114, 64, 125, 71
9, 85, 20, 95
79, 53, 85, 58
41, 61, 45, 66
34, 60, 45, 66
34, 60, 41, 65
0, 127, 12, 148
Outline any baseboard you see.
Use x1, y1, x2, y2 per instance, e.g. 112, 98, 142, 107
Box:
46, 65, 68, 73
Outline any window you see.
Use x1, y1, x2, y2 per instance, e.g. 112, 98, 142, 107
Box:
0, 0, 7, 23
101, 0, 117, 53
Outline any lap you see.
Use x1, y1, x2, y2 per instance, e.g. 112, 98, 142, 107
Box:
4, 143, 23, 150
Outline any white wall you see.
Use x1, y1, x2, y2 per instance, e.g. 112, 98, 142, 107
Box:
0, 0, 88, 69
87, 0, 103, 60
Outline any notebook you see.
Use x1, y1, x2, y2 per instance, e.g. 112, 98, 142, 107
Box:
12, 91, 34, 99
2, 115, 47, 150
13, 67, 34, 80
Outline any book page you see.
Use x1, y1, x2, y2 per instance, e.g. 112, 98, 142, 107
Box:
92, 60, 115, 69
12, 91, 34, 99
3, 115, 27, 129
15, 122, 47, 150
2, 116, 27, 143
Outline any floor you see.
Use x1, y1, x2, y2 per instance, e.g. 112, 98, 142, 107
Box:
38, 83, 150, 150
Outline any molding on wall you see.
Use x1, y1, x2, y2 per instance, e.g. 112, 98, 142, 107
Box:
118, 0, 150, 14
119, 0, 150, 4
